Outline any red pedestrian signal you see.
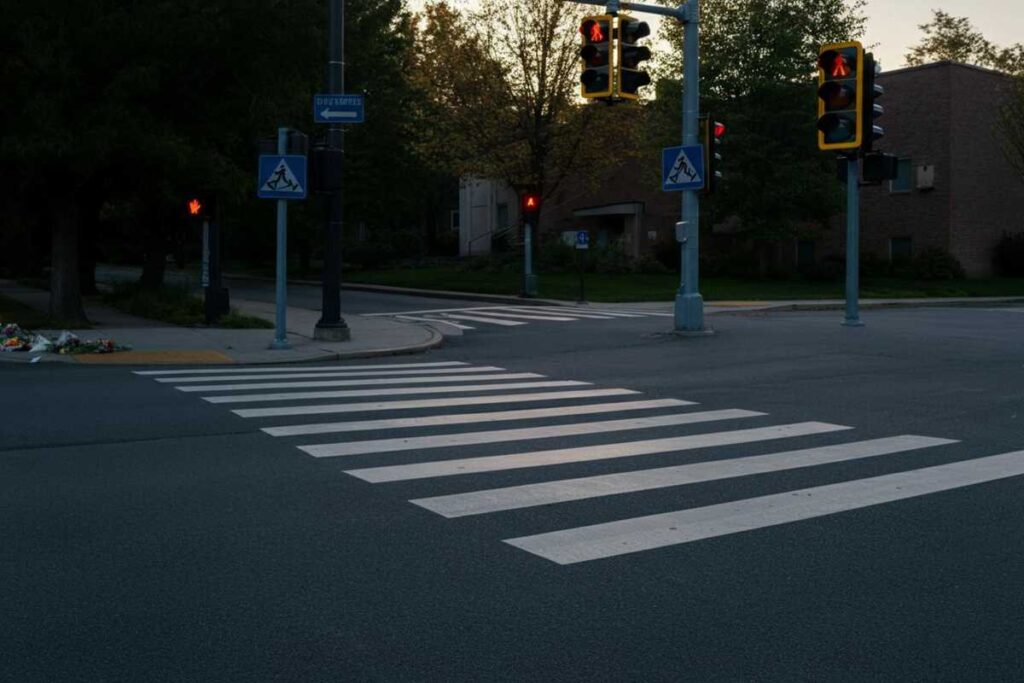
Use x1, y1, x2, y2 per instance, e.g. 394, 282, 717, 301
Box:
816, 42, 863, 151
579, 15, 613, 99
188, 199, 202, 216
522, 193, 540, 213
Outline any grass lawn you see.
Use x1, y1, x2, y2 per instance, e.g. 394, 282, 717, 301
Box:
0, 293, 93, 329
345, 268, 1024, 302
102, 283, 273, 328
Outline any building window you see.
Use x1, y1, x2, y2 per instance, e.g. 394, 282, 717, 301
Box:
890, 237, 912, 262
890, 158, 912, 193
449, 210, 460, 232
496, 203, 509, 231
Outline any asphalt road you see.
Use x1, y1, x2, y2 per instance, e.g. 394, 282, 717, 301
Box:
3, 300, 1024, 681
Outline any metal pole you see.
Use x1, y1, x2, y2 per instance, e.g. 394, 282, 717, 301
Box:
271, 127, 291, 349
315, 0, 351, 341
674, 0, 704, 332
843, 156, 864, 326
523, 222, 537, 296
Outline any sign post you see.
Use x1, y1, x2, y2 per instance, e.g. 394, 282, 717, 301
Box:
576, 230, 589, 303
257, 133, 309, 350
843, 156, 864, 326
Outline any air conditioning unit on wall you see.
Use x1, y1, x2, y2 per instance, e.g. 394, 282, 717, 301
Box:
916, 164, 935, 190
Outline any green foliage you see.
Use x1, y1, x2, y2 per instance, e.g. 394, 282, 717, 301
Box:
102, 282, 270, 327
905, 10, 1024, 74
994, 232, 1024, 277
910, 247, 966, 281
649, 0, 865, 244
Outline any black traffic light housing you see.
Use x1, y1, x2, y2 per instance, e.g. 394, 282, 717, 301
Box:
700, 115, 724, 196
521, 190, 541, 224
861, 52, 884, 154
617, 15, 651, 100
186, 195, 217, 221
580, 16, 613, 99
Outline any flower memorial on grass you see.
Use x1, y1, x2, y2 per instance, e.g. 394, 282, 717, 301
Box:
0, 323, 130, 355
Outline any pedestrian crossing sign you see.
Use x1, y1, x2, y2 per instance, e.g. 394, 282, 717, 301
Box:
662, 144, 705, 192
257, 155, 308, 200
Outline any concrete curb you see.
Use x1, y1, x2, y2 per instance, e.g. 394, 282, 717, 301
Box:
712, 298, 1024, 314
0, 321, 445, 368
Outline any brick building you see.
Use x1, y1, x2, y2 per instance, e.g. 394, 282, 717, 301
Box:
459, 61, 1024, 276
836, 61, 1024, 277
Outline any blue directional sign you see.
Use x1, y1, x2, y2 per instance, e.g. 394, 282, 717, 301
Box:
313, 94, 365, 124
575, 230, 590, 250
257, 155, 308, 200
662, 144, 705, 192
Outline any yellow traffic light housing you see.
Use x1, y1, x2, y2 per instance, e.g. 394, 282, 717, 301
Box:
580, 15, 613, 99
817, 41, 864, 151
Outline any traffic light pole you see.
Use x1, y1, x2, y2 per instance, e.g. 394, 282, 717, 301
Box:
676, 0, 704, 333
271, 127, 291, 350
565, 0, 703, 332
315, 0, 351, 341
843, 155, 864, 327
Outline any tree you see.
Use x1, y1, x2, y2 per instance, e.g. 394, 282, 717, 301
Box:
410, 0, 620, 202
904, 11, 1024, 182
905, 10, 1024, 74
651, 0, 866, 265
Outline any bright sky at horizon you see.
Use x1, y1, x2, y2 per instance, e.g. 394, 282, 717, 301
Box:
406, 0, 1024, 72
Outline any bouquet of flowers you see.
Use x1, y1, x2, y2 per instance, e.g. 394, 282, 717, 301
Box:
0, 323, 130, 355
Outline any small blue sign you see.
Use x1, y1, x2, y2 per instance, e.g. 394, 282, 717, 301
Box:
662, 145, 705, 192
575, 230, 590, 250
257, 155, 308, 200
314, 94, 365, 124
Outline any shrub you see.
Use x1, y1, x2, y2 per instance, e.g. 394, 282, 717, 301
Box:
994, 232, 1024, 277
912, 247, 965, 280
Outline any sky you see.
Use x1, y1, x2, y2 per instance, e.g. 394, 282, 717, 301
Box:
406, 0, 1024, 72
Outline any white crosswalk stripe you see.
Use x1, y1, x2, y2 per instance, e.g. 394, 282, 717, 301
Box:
136, 359, 1023, 567
344, 422, 848, 482
177, 372, 545, 393
262, 399, 693, 437
232, 388, 642, 419
133, 361, 468, 376
411, 435, 958, 518
301, 409, 766, 459
201, 380, 592, 404
505, 450, 1024, 565
159, 365, 507, 384
361, 305, 668, 334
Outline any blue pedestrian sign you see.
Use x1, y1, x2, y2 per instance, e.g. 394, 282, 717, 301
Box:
313, 94, 365, 124
575, 230, 590, 250
662, 144, 705, 192
257, 155, 308, 200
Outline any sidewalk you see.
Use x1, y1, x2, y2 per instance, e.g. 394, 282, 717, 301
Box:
0, 280, 441, 366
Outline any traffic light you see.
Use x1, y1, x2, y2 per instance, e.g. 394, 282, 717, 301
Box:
816, 41, 863, 152
186, 195, 216, 220
700, 115, 725, 195
617, 15, 651, 100
580, 16, 613, 99
521, 190, 541, 224
861, 53, 884, 154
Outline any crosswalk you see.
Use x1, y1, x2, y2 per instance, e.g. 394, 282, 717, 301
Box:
362, 305, 671, 334
135, 360, 1024, 565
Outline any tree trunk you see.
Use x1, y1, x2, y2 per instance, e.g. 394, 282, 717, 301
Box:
139, 215, 167, 290
78, 202, 98, 295
49, 198, 89, 325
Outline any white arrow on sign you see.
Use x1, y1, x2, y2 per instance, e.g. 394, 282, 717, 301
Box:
319, 109, 359, 120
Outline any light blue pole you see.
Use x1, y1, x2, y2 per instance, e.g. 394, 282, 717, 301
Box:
843, 156, 864, 327
674, 0, 703, 332
523, 221, 537, 296
271, 127, 291, 349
